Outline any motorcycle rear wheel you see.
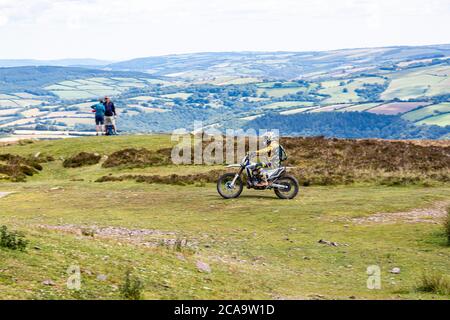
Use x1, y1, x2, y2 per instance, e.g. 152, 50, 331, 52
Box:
217, 173, 244, 199
274, 175, 299, 199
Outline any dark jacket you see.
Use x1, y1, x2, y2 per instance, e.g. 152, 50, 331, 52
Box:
104, 101, 116, 116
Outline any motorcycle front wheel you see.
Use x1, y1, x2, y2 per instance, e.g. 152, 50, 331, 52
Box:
274, 175, 299, 199
217, 173, 244, 199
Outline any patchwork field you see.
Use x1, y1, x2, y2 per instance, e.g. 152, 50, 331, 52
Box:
1, 49, 450, 136
319, 77, 386, 104
382, 65, 450, 101
417, 113, 450, 126
402, 103, 450, 122
368, 102, 431, 116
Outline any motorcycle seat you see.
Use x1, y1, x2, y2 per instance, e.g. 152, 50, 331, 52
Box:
265, 167, 285, 179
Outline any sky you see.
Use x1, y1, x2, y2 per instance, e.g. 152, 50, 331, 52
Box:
0, 0, 449, 61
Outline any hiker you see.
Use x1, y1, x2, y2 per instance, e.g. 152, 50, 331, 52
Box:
247, 132, 282, 187
91, 98, 106, 136
103, 96, 118, 135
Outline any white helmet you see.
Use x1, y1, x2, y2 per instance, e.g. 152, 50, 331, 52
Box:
262, 132, 275, 146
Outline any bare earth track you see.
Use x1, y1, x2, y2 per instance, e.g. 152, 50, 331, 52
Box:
351, 201, 449, 225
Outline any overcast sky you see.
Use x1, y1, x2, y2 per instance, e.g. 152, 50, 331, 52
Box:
0, 0, 449, 61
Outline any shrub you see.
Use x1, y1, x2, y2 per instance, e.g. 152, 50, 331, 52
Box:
119, 269, 144, 300
0, 225, 28, 251
0, 153, 44, 181
102, 148, 171, 168
417, 273, 450, 295
63, 152, 101, 168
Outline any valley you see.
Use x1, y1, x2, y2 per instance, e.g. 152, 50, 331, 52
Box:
0, 45, 449, 141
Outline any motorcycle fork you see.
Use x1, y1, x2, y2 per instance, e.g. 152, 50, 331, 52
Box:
231, 167, 244, 187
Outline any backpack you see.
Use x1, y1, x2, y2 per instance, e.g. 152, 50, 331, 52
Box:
279, 145, 288, 162
105, 125, 114, 136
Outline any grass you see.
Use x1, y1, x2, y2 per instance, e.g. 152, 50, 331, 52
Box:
381, 65, 450, 100
401, 103, 450, 122
319, 77, 385, 104
416, 113, 450, 127
417, 273, 450, 295
0, 179, 449, 299
256, 87, 305, 98
1, 135, 173, 158
445, 207, 450, 245
261, 101, 314, 110
0, 135, 449, 299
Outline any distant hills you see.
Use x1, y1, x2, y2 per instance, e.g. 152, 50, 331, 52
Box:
106, 45, 450, 79
0, 44, 449, 139
0, 58, 112, 68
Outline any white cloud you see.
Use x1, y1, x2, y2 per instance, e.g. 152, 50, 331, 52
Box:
0, 0, 449, 59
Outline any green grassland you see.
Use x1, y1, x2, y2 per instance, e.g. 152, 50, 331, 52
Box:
416, 113, 450, 126
261, 101, 315, 110
402, 103, 450, 122
1, 135, 449, 300
319, 77, 386, 104
381, 65, 450, 101
338, 103, 381, 112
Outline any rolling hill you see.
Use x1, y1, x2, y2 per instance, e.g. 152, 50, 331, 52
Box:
107, 45, 450, 80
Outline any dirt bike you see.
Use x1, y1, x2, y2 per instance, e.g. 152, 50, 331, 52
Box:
217, 154, 299, 199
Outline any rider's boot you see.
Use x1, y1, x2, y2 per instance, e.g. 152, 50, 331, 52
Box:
255, 176, 269, 188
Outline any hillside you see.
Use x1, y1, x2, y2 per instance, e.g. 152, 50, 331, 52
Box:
0, 59, 112, 68
0, 45, 449, 138
0, 135, 449, 299
107, 45, 450, 80
244, 112, 450, 140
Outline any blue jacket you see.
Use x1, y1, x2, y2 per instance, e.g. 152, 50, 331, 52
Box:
91, 103, 106, 117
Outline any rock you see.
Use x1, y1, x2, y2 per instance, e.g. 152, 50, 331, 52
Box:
390, 267, 401, 274
97, 274, 108, 281
176, 253, 186, 261
50, 187, 63, 191
34, 152, 41, 158
196, 261, 211, 273
42, 279, 55, 286
318, 239, 349, 247
83, 269, 93, 275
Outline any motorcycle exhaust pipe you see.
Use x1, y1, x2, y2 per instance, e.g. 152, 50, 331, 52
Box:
272, 183, 289, 189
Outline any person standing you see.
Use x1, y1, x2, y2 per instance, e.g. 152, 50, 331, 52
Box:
103, 96, 118, 135
91, 98, 106, 136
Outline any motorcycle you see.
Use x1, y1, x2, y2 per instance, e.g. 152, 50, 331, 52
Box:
217, 154, 299, 199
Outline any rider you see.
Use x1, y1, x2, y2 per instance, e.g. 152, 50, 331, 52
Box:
248, 132, 281, 187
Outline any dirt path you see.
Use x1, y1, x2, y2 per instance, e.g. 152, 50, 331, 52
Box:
0, 192, 13, 199
37, 224, 197, 249
352, 201, 449, 225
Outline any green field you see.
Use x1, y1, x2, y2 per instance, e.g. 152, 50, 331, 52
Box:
0, 136, 449, 300
338, 103, 381, 112
319, 77, 386, 104
382, 65, 450, 100
402, 103, 450, 122
261, 101, 315, 110
416, 113, 450, 126
256, 87, 306, 98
